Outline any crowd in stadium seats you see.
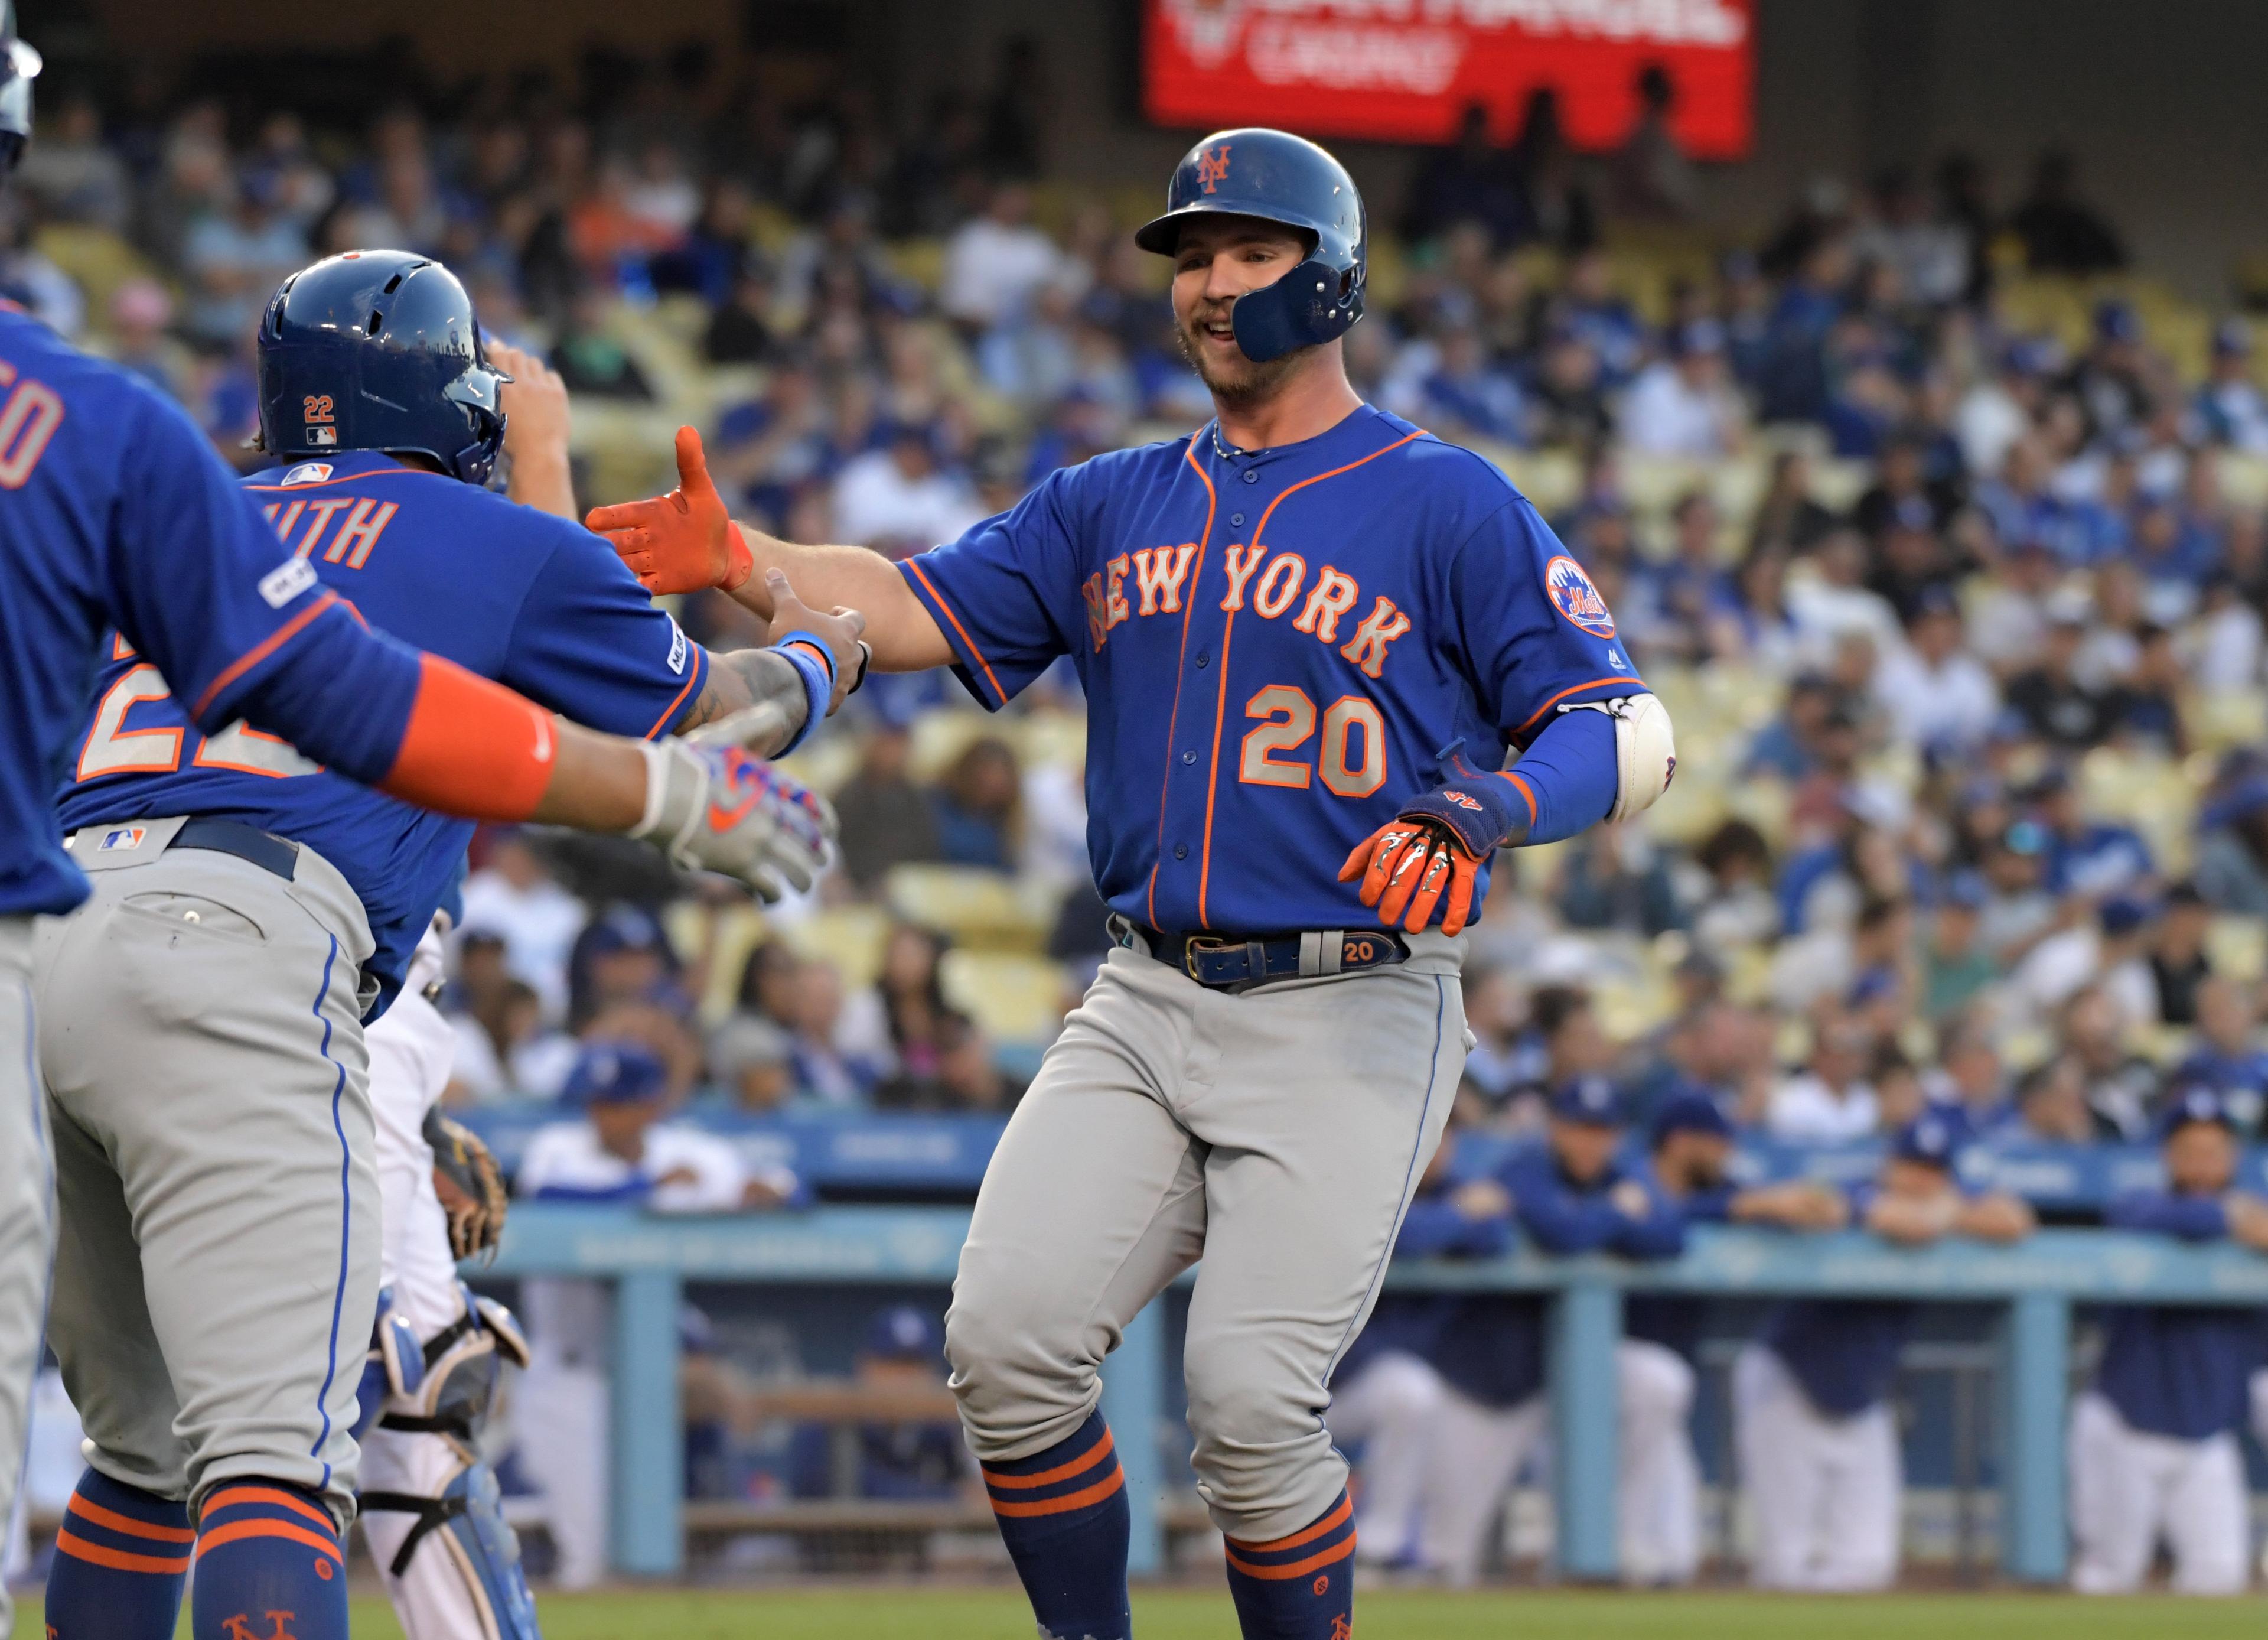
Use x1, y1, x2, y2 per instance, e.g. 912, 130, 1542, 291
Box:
10, 48, 2268, 1163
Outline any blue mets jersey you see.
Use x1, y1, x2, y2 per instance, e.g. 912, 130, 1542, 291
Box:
57, 450, 708, 1010
899, 404, 1640, 933
0, 307, 421, 919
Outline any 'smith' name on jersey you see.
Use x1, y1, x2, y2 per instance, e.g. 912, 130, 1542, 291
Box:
1083, 544, 1412, 679
897, 405, 1641, 935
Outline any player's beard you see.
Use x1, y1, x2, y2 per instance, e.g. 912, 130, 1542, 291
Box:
1176, 304, 1309, 412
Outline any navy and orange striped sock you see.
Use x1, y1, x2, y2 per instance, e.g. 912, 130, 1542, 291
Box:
982, 1410, 1132, 1640
44, 1468, 192, 1639
188, 1480, 348, 1640
1223, 1489, 1357, 1639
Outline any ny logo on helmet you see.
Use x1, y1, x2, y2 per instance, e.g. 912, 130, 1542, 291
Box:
1196, 143, 1232, 193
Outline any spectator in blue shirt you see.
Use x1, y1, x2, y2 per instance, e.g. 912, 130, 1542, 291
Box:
2191, 318, 2268, 453
1413, 1078, 1684, 1585
790, 1306, 971, 1502
2070, 1088, 2268, 1594
2171, 978, 2268, 1133
1734, 1115, 2033, 1590
2030, 767, 2155, 900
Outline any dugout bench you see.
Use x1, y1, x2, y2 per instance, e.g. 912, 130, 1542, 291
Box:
485, 1206, 2268, 1584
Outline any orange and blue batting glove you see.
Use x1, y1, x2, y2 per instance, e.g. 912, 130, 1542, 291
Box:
586, 425, 754, 596
1338, 775, 1530, 938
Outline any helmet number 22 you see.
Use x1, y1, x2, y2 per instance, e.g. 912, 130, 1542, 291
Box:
1237, 685, 1384, 798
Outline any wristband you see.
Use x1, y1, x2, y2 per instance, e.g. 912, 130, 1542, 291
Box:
770, 632, 835, 759
1397, 773, 1529, 858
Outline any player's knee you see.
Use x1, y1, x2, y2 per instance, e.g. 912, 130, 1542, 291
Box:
1618, 1344, 1694, 1424
1184, 1341, 1329, 1519
942, 1288, 1094, 1437
1368, 1355, 1448, 1424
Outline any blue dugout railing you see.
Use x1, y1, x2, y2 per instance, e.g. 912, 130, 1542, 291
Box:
484, 1205, 2268, 1586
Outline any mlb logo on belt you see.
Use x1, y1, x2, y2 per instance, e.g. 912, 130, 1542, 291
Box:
99, 826, 146, 852
1543, 554, 1617, 638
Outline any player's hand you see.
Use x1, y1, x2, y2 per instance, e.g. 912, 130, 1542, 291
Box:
767, 568, 869, 713
1451, 1179, 1513, 1222
491, 340, 571, 468
1957, 1192, 2036, 1244
2225, 1194, 2268, 1252
1609, 1179, 1653, 1221
631, 733, 836, 900
586, 425, 754, 595
1339, 818, 1484, 936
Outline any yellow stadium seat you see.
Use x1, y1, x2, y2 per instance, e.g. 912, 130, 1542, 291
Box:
783, 905, 893, 992
1492, 447, 1583, 517
907, 709, 997, 783
2217, 454, 2268, 512
885, 239, 946, 295
940, 951, 1069, 1046
885, 865, 1051, 952
662, 900, 769, 1027
2208, 916, 2268, 984
2192, 689, 2268, 754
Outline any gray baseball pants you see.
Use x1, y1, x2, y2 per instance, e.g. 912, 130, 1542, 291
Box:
946, 934, 1468, 1543
34, 818, 379, 1526
0, 917, 50, 1640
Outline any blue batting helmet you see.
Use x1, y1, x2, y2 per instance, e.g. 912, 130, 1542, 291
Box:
255, 250, 509, 485
0, 3, 41, 177
1135, 127, 1365, 364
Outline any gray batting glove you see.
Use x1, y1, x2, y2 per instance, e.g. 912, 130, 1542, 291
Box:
630, 707, 836, 900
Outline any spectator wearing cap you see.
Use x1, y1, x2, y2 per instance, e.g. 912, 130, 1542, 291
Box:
2191, 318, 2268, 454
2061, 983, 2163, 1140
2005, 591, 2115, 749
1736, 1114, 2033, 1590
708, 1012, 796, 1113
2065, 298, 2153, 445
2039, 770, 2158, 903
1875, 586, 2002, 757
2148, 882, 2215, 1027
1623, 1093, 1847, 1583
2070, 1089, 2268, 1595
2170, 978, 2268, 1133
1921, 873, 1997, 1023
514, 1041, 803, 1587
2197, 777, 2268, 918
1406, 324, 1529, 447
1976, 819, 2060, 967
2009, 894, 2159, 1033
2010, 149, 2125, 275
1619, 316, 1746, 458
1996, 1056, 2106, 1144
788, 1306, 972, 1502
1415, 1077, 1684, 1585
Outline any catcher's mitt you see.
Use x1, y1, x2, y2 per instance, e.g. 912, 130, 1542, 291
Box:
424, 1106, 509, 1262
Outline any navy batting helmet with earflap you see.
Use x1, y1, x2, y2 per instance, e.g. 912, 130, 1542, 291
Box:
255, 250, 510, 486
0, 2, 42, 177
1135, 127, 1365, 364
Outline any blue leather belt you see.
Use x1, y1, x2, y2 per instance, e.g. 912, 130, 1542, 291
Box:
1117, 919, 1407, 993
170, 816, 300, 881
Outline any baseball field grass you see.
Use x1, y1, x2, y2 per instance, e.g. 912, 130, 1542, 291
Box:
35, 1587, 2268, 1637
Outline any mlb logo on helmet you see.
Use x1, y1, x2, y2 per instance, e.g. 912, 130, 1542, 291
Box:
1544, 555, 1616, 638
99, 826, 146, 852
308, 425, 338, 447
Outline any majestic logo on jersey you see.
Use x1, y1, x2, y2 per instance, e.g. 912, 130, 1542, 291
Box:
97, 826, 146, 851
1196, 143, 1233, 193
258, 557, 318, 609
280, 463, 333, 487
1544, 554, 1615, 637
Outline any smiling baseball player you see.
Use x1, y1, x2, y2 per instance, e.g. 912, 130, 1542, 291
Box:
34, 249, 860, 1640
586, 127, 1673, 1638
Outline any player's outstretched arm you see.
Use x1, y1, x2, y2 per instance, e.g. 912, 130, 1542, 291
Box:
680, 569, 869, 750
490, 340, 578, 520
586, 425, 954, 672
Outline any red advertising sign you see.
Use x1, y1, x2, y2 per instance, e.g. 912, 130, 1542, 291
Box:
1143, 0, 1757, 160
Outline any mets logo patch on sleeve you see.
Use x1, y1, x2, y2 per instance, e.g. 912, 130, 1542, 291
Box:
1544, 555, 1617, 638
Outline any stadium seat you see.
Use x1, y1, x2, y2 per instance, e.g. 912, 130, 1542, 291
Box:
783, 905, 894, 992
939, 950, 1068, 1046
885, 865, 1052, 952
2207, 916, 2268, 984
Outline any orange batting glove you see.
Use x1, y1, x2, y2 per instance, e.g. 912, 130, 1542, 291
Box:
1339, 819, 1484, 936
585, 425, 754, 596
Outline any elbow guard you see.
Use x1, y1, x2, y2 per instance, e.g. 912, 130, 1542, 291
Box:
1565, 694, 1676, 824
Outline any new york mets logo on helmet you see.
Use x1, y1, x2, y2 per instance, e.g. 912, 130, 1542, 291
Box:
1543, 554, 1616, 638
1197, 143, 1232, 193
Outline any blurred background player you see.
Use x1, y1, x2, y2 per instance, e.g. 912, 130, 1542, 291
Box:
2068, 1086, 2268, 1594
1625, 1090, 1848, 1583
513, 1041, 801, 1589
1416, 1076, 1684, 1586
1734, 1114, 2035, 1591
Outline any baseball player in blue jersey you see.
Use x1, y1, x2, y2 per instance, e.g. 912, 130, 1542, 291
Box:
31, 248, 862, 1640
1625, 1092, 1847, 1583
2068, 1086, 2268, 1595
1413, 1078, 1684, 1586
1734, 1114, 2034, 1590
0, 26, 836, 1639
588, 128, 1675, 1638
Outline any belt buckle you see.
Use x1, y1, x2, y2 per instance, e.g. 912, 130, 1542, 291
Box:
1182, 935, 1231, 983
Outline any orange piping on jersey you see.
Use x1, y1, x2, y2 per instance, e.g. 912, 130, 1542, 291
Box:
1500, 769, 1537, 826
200, 1485, 339, 1533
67, 1495, 196, 1544
1229, 1495, 1353, 1554
193, 1518, 343, 1563
1510, 676, 1645, 739
906, 557, 1006, 707
53, 1530, 191, 1575
643, 646, 705, 740
985, 1465, 1126, 1518
982, 1427, 1117, 1490
188, 590, 341, 720
1223, 1537, 1355, 1580
242, 466, 434, 493
1145, 438, 1218, 928
1197, 428, 1424, 927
